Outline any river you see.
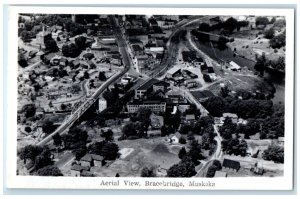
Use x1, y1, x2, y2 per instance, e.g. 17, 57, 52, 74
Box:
194, 40, 285, 105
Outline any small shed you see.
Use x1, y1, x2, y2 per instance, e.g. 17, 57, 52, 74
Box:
214, 171, 228, 177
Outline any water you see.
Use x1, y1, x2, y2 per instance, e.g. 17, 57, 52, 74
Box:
195, 41, 285, 104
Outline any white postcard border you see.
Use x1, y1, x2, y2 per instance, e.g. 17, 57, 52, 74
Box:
5, 6, 295, 190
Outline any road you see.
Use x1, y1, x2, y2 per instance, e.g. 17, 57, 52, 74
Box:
194, 125, 223, 177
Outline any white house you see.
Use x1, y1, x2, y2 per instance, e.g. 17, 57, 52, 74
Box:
98, 98, 107, 112
229, 61, 241, 71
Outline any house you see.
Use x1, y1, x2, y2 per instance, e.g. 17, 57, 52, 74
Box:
166, 66, 181, 78
222, 159, 240, 172
82, 52, 94, 61
186, 114, 196, 123
132, 44, 144, 56
191, 90, 215, 103
98, 98, 107, 112
153, 81, 170, 93
169, 132, 182, 144
91, 154, 105, 167
59, 57, 68, 67
70, 164, 90, 177
81, 170, 94, 177
229, 61, 241, 71
80, 153, 106, 168
214, 171, 227, 177
135, 78, 159, 99
222, 113, 238, 123
35, 107, 44, 116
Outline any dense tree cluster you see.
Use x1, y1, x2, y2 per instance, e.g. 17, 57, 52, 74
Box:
37, 165, 63, 176
89, 141, 120, 160
203, 96, 274, 119
221, 138, 248, 157
18, 145, 53, 170
206, 160, 222, 177
167, 156, 196, 177
44, 34, 59, 53
269, 31, 286, 49
62, 43, 81, 58
21, 104, 36, 118
255, 17, 269, 27
262, 145, 284, 163
42, 119, 57, 135
264, 28, 275, 39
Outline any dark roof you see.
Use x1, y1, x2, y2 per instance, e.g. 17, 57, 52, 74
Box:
132, 44, 143, 52
156, 53, 164, 59
71, 164, 83, 171
182, 51, 197, 62
82, 53, 94, 59
148, 18, 158, 26
80, 154, 92, 162
81, 170, 94, 177
138, 78, 159, 91
154, 81, 170, 87
222, 159, 240, 171
91, 154, 104, 161
191, 90, 215, 99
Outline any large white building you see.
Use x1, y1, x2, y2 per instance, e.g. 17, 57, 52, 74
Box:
127, 100, 166, 113
98, 98, 107, 112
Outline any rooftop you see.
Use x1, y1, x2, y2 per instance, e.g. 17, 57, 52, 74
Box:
138, 78, 159, 91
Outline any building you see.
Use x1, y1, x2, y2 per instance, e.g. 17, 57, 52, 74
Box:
229, 61, 241, 71
222, 113, 238, 123
153, 81, 170, 93
185, 114, 196, 123
80, 153, 106, 168
127, 100, 166, 114
98, 98, 107, 112
191, 90, 215, 103
166, 66, 181, 78
135, 78, 159, 99
214, 171, 228, 177
222, 159, 240, 172
168, 132, 182, 144
70, 164, 90, 177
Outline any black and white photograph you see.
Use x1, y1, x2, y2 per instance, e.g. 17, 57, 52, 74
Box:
4, 5, 295, 190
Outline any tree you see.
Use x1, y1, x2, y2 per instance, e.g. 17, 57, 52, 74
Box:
212, 160, 222, 170
179, 123, 192, 135
141, 166, 156, 177
220, 85, 230, 97
206, 165, 218, 177
262, 145, 284, 163
203, 97, 228, 117
264, 28, 275, 39
52, 133, 62, 148
22, 104, 36, 118
270, 32, 286, 49
37, 165, 63, 176
198, 22, 211, 32
84, 71, 90, 79
98, 71, 107, 81
188, 140, 204, 163
178, 147, 187, 159
101, 129, 114, 141
42, 120, 56, 135
101, 142, 120, 160
75, 36, 87, 50
34, 147, 53, 170
56, 36, 61, 42
18, 145, 43, 164
74, 145, 87, 160
217, 36, 229, 50
179, 136, 187, 144
62, 43, 81, 58
60, 103, 67, 110
167, 156, 196, 177
44, 34, 58, 52
24, 126, 32, 133
255, 16, 269, 26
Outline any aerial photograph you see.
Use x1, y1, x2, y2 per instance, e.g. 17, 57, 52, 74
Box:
16, 14, 285, 178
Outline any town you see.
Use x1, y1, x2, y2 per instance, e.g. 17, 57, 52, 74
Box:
17, 14, 285, 178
